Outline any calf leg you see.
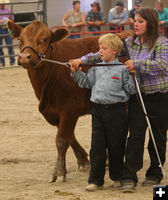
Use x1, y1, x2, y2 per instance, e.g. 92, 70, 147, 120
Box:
71, 135, 89, 171
49, 136, 69, 183
49, 115, 78, 183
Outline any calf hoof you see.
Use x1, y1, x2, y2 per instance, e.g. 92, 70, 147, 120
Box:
49, 175, 57, 183
63, 174, 66, 182
78, 163, 89, 172
49, 173, 67, 183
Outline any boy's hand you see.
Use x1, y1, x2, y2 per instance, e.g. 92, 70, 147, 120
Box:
69, 64, 77, 73
125, 60, 136, 74
69, 59, 82, 72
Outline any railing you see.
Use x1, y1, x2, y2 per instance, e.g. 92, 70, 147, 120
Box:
50, 23, 133, 38
51, 22, 166, 38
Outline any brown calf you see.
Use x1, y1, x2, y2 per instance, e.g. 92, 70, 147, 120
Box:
7, 20, 132, 182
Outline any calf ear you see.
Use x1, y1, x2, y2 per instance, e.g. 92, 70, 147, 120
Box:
50, 28, 70, 42
7, 20, 23, 38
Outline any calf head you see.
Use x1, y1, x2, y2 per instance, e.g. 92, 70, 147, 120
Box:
7, 20, 69, 69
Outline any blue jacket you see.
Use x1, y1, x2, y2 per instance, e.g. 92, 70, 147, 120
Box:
71, 58, 136, 104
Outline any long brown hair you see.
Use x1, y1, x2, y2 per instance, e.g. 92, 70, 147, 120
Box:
133, 8, 160, 51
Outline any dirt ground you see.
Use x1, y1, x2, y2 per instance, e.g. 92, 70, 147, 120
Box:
0, 67, 167, 200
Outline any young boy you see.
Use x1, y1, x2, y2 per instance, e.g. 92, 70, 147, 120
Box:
69, 33, 137, 191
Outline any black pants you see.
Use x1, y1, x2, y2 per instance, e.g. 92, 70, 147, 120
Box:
88, 103, 128, 186
121, 93, 168, 184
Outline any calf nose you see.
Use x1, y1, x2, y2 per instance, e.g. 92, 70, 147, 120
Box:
19, 53, 31, 64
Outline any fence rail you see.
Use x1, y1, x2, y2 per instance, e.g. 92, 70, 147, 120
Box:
51, 23, 166, 38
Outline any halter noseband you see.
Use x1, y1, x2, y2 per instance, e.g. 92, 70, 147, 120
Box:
20, 44, 52, 60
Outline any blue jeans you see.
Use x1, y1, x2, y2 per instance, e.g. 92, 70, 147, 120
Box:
68, 33, 80, 39
88, 26, 100, 36
110, 25, 124, 31
0, 28, 15, 65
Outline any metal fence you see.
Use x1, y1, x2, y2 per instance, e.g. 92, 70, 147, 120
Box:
51, 23, 166, 38
0, 0, 47, 69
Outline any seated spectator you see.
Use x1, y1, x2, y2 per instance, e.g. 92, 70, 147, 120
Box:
154, 1, 168, 36
86, 2, 105, 36
61, 0, 85, 39
108, 1, 128, 31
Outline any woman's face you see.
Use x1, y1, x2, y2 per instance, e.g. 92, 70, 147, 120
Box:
155, 4, 163, 13
134, 13, 147, 37
74, 2, 80, 10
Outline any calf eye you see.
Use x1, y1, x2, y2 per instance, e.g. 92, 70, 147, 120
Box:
43, 38, 48, 43
18, 39, 23, 46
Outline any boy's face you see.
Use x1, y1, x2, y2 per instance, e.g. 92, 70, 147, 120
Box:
99, 43, 116, 63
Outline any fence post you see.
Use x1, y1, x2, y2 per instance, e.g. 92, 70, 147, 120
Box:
0, 0, 47, 69
42, 0, 47, 25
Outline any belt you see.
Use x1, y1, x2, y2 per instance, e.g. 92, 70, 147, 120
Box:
142, 92, 168, 97
0, 26, 7, 29
95, 102, 126, 109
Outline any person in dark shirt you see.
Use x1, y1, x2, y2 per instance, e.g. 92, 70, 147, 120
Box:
86, 2, 105, 36
129, 0, 142, 29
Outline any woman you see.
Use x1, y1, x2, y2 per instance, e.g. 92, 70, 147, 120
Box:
61, 0, 85, 39
120, 8, 168, 193
69, 8, 168, 193
155, 1, 168, 28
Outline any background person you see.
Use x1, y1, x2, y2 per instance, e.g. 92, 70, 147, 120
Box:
154, 1, 168, 37
86, 1, 105, 36
61, 0, 85, 39
129, 1, 142, 24
108, 1, 128, 31
69, 33, 136, 192
0, 2, 15, 66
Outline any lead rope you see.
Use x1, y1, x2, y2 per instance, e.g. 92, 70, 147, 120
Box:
36, 57, 70, 67
36, 57, 125, 68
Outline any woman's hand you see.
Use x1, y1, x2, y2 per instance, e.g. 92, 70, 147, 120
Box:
125, 60, 136, 74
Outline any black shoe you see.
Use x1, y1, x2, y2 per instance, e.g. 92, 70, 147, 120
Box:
121, 180, 136, 193
142, 177, 160, 186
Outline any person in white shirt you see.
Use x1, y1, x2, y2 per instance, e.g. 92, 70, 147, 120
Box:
108, 1, 128, 31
